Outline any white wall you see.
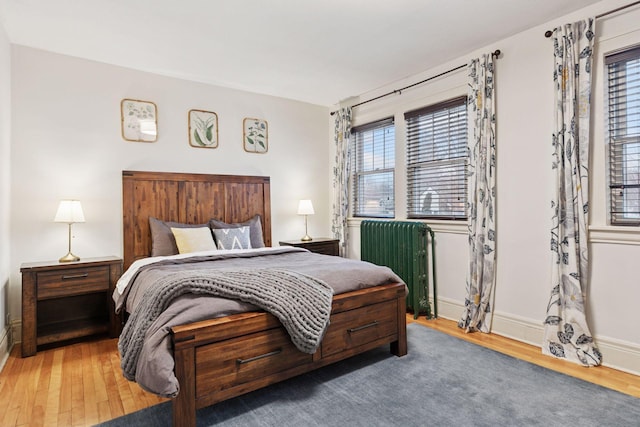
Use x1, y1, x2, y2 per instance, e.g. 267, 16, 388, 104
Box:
0, 19, 11, 365
345, 0, 640, 374
8, 46, 331, 331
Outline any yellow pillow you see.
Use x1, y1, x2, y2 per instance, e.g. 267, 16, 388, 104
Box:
170, 227, 217, 254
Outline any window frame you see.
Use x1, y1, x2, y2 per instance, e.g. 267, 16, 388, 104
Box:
404, 96, 468, 220
605, 45, 640, 226
350, 117, 395, 218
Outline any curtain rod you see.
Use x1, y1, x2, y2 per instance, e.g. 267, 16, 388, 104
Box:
330, 49, 501, 115
544, 0, 640, 37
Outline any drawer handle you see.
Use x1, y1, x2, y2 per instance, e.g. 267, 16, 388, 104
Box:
236, 348, 282, 365
348, 321, 379, 333
61, 273, 89, 280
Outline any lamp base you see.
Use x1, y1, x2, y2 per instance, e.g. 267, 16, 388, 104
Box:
59, 252, 80, 263
300, 234, 313, 242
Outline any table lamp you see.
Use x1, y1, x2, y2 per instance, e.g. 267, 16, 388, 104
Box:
297, 199, 314, 241
54, 200, 85, 262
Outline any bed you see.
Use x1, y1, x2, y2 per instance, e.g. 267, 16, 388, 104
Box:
120, 170, 408, 427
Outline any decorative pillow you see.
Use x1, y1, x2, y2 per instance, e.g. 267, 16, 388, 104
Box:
170, 227, 217, 254
209, 215, 265, 248
149, 217, 209, 256
212, 226, 252, 250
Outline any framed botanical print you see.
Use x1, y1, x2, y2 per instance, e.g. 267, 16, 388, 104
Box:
188, 109, 218, 148
121, 99, 157, 142
243, 118, 268, 153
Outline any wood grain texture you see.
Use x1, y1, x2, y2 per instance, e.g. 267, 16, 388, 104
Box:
182, 181, 226, 224
172, 346, 195, 427
279, 238, 340, 256
0, 339, 166, 427
20, 257, 123, 357
169, 282, 407, 427
122, 171, 272, 268
321, 300, 397, 357
194, 328, 313, 396
20, 271, 36, 357
36, 266, 109, 300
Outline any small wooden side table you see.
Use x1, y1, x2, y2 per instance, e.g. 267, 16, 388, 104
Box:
279, 238, 340, 256
21, 256, 123, 357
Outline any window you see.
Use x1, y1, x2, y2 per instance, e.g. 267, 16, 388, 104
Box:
351, 118, 395, 217
606, 46, 640, 225
405, 96, 467, 219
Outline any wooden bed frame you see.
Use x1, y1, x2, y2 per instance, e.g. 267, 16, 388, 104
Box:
122, 170, 407, 427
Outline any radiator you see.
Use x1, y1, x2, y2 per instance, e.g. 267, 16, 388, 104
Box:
360, 220, 437, 319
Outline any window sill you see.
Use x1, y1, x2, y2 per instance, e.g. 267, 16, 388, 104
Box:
589, 225, 640, 245
346, 217, 468, 234
346, 220, 640, 243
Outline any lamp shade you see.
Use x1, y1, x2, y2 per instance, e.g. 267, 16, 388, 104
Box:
297, 199, 315, 215
54, 200, 85, 223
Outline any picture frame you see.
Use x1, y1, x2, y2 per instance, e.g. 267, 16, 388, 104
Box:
188, 109, 219, 148
243, 118, 268, 153
121, 98, 158, 142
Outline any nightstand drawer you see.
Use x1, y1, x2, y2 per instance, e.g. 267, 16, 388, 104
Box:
307, 242, 338, 255
279, 238, 339, 256
37, 266, 110, 300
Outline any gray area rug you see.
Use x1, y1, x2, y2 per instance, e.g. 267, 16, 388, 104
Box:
97, 323, 640, 426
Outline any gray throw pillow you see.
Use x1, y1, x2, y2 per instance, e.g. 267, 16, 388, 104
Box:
209, 214, 265, 248
149, 217, 209, 256
212, 226, 252, 250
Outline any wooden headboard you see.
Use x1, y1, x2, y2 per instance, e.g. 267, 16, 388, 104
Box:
122, 170, 272, 269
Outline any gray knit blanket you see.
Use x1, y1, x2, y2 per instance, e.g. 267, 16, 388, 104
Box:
118, 268, 333, 381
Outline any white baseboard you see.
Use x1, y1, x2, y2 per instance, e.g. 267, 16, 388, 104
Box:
0, 323, 11, 373
435, 297, 640, 376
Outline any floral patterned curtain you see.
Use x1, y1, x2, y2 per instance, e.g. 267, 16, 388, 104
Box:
331, 107, 352, 257
543, 19, 601, 367
459, 53, 497, 333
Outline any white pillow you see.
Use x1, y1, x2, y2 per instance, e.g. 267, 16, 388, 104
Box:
170, 227, 217, 254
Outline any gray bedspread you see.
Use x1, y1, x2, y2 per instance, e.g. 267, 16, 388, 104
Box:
119, 268, 333, 382
114, 247, 404, 397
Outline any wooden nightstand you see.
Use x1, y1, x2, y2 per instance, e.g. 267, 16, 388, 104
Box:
279, 238, 340, 256
20, 256, 123, 357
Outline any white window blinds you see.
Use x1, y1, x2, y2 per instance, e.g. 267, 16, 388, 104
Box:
606, 46, 640, 225
351, 118, 395, 218
405, 96, 467, 219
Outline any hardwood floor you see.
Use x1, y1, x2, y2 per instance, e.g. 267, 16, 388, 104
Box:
0, 316, 638, 427
0, 337, 167, 427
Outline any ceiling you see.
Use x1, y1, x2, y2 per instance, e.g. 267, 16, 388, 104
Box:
0, 0, 601, 106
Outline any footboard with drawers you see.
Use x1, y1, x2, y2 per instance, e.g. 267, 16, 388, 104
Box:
171, 282, 407, 427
